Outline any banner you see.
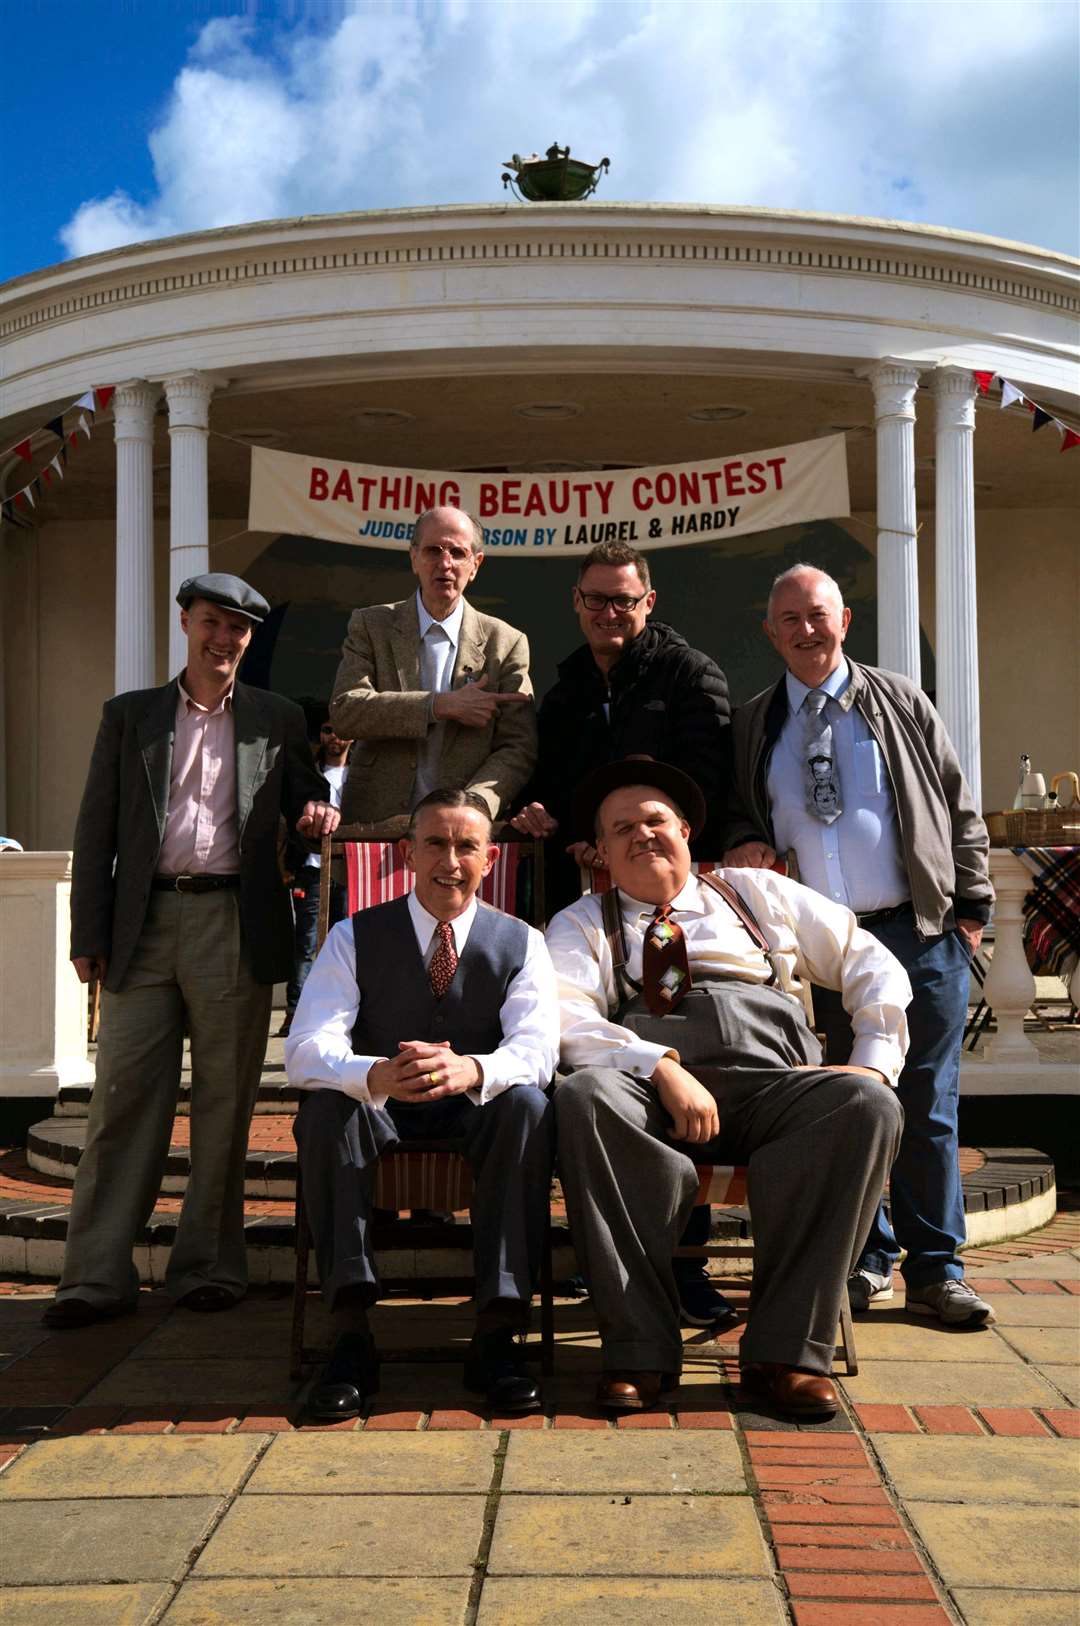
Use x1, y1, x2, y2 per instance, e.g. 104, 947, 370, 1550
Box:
247, 434, 850, 555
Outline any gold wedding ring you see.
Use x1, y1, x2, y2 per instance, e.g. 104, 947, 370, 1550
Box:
427, 1071, 438, 1084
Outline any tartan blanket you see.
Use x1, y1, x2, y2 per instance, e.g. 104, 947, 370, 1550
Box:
1015, 846, 1080, 980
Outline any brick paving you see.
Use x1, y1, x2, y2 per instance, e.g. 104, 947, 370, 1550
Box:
0, 1209, 1075, 1621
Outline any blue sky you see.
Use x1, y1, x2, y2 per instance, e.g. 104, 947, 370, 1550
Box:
2, 0, 1077, 286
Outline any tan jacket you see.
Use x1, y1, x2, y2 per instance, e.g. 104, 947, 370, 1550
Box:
329, 596, 537, 830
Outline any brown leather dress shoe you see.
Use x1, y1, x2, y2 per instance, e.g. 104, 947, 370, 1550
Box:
595, 1371, 678, 1412
739, 1363, 838, 1418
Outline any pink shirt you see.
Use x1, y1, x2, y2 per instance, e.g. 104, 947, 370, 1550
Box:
157, 679, 240, 875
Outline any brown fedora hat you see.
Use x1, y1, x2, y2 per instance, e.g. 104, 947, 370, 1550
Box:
572, 755, 706, 843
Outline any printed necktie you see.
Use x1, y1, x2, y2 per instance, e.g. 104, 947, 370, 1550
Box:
642, 904, 692, 1016
428, 920, 458, 998
803, 689, 842, 824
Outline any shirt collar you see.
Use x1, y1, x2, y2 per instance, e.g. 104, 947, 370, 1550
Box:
415, 588, 465, 648
619, 872, 706, 923
785, 654, 850, 715
408, 887, 477, 954
177, 675, 234, 716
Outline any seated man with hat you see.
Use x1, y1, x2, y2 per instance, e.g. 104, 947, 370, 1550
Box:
46, 573, 339, 1327
546, 760, 909, 1417
286, 788, 558, 1418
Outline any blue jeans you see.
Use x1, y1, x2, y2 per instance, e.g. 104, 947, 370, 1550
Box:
813, 914, 969, 1288
286, 867, 348, 1011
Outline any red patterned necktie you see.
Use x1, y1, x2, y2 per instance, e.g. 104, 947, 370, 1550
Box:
642, 904, 692, 1016
428, 920, 458, 998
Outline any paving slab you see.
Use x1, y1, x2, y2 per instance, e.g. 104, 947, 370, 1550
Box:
874, 1434, 1080, 1504
994, 1325, 1079, 1364
0, 1434, 264, 1498
80, 1358, 292, 1407
166, 1576, 472, 1624
0, 1496, 222, 1584
193, 1492, 485, 1577
839, 1358, 1065, 1407
967, 1254, 1080, 1280
0, 1582, 170, 1624
500, 1430, 746, 1494
486, 1494, 769, 1577
983, 1296, 1080, 1326
247, 1431, 497, 1494
842, 1320, 1020, 1361
950, 1588, 1080, 1624
131, 1308, 295, 1359
476, 1576, 787, 1624
1039, 1365, 1080, 1405
907, 1502, 1080, 1590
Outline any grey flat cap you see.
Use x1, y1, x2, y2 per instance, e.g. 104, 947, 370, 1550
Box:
176, 572, 270, 623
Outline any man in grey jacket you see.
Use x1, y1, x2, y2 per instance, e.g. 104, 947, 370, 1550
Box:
725, 564, 994, 1327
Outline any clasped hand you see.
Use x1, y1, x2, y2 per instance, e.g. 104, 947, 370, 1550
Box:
368, 1039, 481, 1102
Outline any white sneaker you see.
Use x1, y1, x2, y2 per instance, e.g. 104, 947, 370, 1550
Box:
905, 1279, 996, 1326
847, 1270, 894, 1312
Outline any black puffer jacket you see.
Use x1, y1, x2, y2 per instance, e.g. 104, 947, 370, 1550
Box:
529, 622, 732, 909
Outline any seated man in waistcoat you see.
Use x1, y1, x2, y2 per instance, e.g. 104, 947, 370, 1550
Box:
546, 761, 909, 1419
286, 789, 559, 1418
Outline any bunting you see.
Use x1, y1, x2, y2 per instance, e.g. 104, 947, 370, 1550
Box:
0, 386, 115, 528
985, 373, 1080, 451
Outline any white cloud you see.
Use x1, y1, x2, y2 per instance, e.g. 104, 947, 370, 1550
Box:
59, 0, 1080, 261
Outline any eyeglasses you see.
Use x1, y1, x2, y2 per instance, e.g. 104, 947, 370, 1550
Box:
576, 591, 649, 612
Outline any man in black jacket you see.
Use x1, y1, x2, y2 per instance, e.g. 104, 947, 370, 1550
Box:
511, 541, 734, 1327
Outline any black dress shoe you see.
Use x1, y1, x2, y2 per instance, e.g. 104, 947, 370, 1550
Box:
42, 1296, 134, 1330
675, 1269, 740, 1330
307, 1333, 381, 1421
464, 1326, 542, 1413
176, 1285, 240, 1313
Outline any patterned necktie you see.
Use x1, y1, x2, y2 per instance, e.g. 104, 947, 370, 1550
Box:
428, 920, 458, 998
803, 689, 842, 824
642, 904, 692, 1016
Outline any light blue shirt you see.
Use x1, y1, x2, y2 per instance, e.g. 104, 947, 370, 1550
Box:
413, 589, 465, 805
766, 658, 909, 915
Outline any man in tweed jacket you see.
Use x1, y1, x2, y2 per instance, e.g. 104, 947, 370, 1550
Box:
330, 507, 536, 832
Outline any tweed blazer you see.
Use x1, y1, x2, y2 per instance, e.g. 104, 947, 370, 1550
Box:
70, 679, 329, 991
329, 595, 537, 829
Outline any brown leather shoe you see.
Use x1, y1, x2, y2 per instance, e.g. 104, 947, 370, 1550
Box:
595, 1371, 678, 1412
739, 1363, 838, 1418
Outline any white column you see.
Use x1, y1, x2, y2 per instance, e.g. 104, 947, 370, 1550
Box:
112, 381, 158, 695
0, 851, 95, 1097
165, 372, 214, 674
934, 367, 982, 808
867, 360, 922, 683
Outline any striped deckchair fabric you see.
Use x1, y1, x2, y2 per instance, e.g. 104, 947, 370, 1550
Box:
696, 1166, 748, 1206
373, 1148, 475, 1213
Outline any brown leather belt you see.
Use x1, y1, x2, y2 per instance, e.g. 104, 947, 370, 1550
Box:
152, 874, 241, 894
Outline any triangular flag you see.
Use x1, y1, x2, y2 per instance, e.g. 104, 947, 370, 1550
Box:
1032, 407, 1052, 432
31, 478, 42, 499
73, 391, 96, 414
14, 491, 28, 509
973, 370, 994, 395
94, 386, 115, 411
50, 454, 64, 480
13, 439, 32, 462
1023, 399, 1035, 413
1001, 379, 1025, 409
42, 467, 52, 486
59, 443, 68, 467
68, 430, 79, 447
1061, 428, 1080, 452
23, 486, 35, 508
77, 412, 92, 439
46, 416, 64, 440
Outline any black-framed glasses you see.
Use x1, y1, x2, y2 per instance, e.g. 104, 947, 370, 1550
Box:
576, 590, 649, 612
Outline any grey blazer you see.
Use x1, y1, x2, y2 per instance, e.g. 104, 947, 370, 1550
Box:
329, 596, 536, 829
70, 679, 329, 990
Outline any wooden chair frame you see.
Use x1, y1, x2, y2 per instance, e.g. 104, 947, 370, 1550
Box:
290, 831, 554, 1381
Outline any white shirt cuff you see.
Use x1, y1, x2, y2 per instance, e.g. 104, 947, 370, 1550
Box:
850, 1036, 902, 1086
340, 1056, 387, 1108
615, 1038, 673, 1079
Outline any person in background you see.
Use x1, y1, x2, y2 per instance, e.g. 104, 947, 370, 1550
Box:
279, 719, 352, 1038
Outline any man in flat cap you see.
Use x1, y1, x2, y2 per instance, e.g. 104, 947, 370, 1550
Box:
330, 507, 535, 833
45, 574, 340, 1328
546, 760, 909, 1419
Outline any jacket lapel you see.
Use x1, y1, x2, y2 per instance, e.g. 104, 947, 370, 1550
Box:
137, 683, 180, 845
390, 597, 422, 691
233, 683, 268, 839
452, 601, 486, 686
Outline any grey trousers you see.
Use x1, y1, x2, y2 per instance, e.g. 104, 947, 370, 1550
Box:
555, 983, 903, 1375
57, 890, 272, 1308
294, 1085, 555, 1315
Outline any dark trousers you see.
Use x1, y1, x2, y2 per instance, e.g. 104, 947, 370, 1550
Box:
294, 1087, 555, 1314
287, 868, 348, 1012
814, 916, 969, 1287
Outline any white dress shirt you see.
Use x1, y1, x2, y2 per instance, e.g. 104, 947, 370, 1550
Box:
285, 890, 559, 1109
545, 868, 911, 1086
413, 590, 466, 806
767, 658, 909, 914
